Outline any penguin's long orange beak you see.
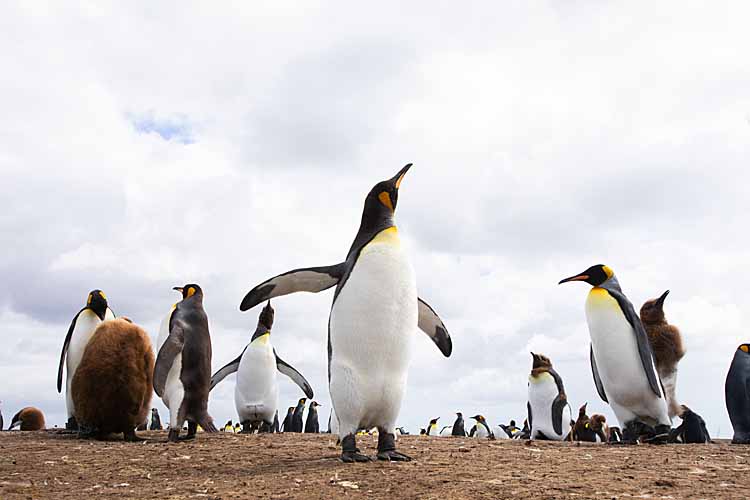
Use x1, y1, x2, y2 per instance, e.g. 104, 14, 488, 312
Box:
559, 274, 589, 284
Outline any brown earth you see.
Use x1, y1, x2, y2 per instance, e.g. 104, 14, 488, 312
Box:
1, 431, 749, 499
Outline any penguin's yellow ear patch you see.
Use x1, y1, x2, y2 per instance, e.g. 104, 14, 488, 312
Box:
602, 265, 614, 279
378, 191, 393, 210
87, 294, 92, 305
741, 345, 749, 353
100, 291, 107, 300
186, 287, 196, 298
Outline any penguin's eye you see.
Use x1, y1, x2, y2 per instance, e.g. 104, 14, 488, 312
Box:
378, 191, 393, 210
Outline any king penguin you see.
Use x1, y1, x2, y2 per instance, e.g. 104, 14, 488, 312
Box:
468, 415, 495, 439
150, 408, 163, 430
451, 412, 466, 437
238, 164, 453, 462
153, 284, 218, 442
291, 398, 307, 433
560, 264, 671, 443
209, 302, 313, 433
527, 352, 572, 441
305, 401, 321, 433
281, 407, 294, 432
57, 290, 115, 430
425, 417, 440, 436
725, 343, 750, 444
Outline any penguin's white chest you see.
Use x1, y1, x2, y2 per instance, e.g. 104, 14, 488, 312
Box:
66, 310, 102, 383
528, 372, 569, 439
474, 424, 490, 438
235, 336, 278, 422
329, 226, 417, 431
156, 308, 184, 421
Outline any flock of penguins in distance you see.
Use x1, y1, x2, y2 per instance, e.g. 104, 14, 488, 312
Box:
4, 164, 750, 464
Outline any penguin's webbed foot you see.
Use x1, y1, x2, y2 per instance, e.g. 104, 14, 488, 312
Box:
376, 433, 412, 462
340, 433, 372, 463
376, 450, 412, 462
644, 424, 671, 445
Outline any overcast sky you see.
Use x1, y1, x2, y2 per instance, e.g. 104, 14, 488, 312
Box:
1, 2, 749, 437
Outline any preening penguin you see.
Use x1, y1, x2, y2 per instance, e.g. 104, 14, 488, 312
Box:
71, 318, 154, 441
527, 353, 572, 441
57, 290, 115, 430
8, 407, 45, 431
560, 265, 671, 443
668, 405, 710, 444
725, 344, 750, 444
305, 402, 321, 433
239, 164, 453, 462
281, 407, 294, 432
640, 290, 685, 418
154, 284, 218, 442
291, 398, 307, 433
451, 412, 466, 436
468, 415, 495, 439
209, 302, 313, 433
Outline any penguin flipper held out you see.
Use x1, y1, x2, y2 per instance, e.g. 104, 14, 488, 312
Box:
209, 349, 244, 390
273, 350, 314, 398
590, 345, 608, 403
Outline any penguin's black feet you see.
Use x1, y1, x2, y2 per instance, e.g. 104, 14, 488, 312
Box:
123, 429, 144, 442
167, 429, 180, 442
622, 422, 644, 444
76, 424, 97, 440
341, 434, 372, 463
65, 416, 79, 431
644, 424, 671, 445
376, 433, 412, 462
182, 421, 198, 440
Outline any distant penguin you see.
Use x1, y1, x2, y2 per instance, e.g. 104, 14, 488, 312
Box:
209, 302, 313, 434
501, 420, 521, 438
560, 265, 671, 443
281, 407, 294, 432
668, 405, 710, 444
419, 428, 427, 435
527, 352, 572, 441
154, 284, 218, 442
517, 419, 530, 440
725, 344, 750, 444
641, 290, 685, 418
223, 420, 234, 433
238, 164, 452, 463
425, 417, 440, 436
469, 415, 495, 439
8, 407, 45, 431
439, 425, 453, 437
305, 402, 321, 433
572, 403, 606, 442
72, 318, 154, 441
272, 411, 279, 433
451, 412, 466, 437
608, 426, 623, 443
234, 423, 241, 433
57, 290, 115, 430
395, 427, 408, 436
150, 408, 163, 430
291, 398, 307, 433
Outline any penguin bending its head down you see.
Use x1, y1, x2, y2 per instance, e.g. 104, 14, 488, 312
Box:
8, 407, 45, 431
150, 408, 163, 430
527, 352, 572, 441
239, 164, 453, 463
57, 290, 116, 431
451, 412, 466, 437
72, 318, 154, 441
560, 265, 671, 444
305, 402, 321, 433
668, 405, 710, 444
426, 417, 440, 436
640, 290, 685, 418
291, 398, 307, 433
725, 344, 750, 444
281, 407, 294, 432
469, 415, 495, 439
154, 284, 218, 442
209, 302, 313, 434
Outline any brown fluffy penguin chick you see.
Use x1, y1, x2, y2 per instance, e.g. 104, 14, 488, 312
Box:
572, 403, 593, 442
589, 414, 609, 442
640, 290, 685, 418
72, 318, 154, 441
9, 407, 46, 430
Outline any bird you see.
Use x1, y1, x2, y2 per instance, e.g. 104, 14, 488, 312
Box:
71, 317, 154, 441
238, 164, 453, 462
425, 417, 440, 436
234, 423, 241, 433
281, 407, 294, 432
272, 411, 280, 433
395, 427, 409, 436
451, 412, 466, 436
8, 407, 46, 431
210, 302, 313, 433
571, 403, 607, 442
725, 344, 750, 443
150, 408, 163, 430
305, 402, 321, 433
640, 290, 685, 418
560, 264, 671, 443
223, 420, 234, 433
668, 405, 711, 444
499, 420, 521, 439
527, 352, 572, 441
608, 426, 623, 443
469, 415, 495, 439
154, 284, 218, 442
57, 290, 115, 431
291, 398, 307, 433
439, 425, 453, 437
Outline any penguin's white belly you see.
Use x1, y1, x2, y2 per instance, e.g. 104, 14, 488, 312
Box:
439, 426, 452, 437
529, 373, 570, 440
586, 289, 667, 425
474, 425, 490, 438
65, 310, 102, 415
235, 341, 278, 423
157, 309, 185, 428
329, 227, 417, 435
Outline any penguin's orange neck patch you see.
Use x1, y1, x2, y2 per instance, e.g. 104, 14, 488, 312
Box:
363, 226, 400, 251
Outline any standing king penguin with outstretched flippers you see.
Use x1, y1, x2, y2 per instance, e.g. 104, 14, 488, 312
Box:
209, 302, 313, 433
560, 264, 671, 443
725, 343, 750, 444
154, 284, 218, 442
57, 290, 115, 430
239, 164, 452, 462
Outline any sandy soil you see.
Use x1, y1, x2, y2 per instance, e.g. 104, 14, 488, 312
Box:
1, 431, 748, 499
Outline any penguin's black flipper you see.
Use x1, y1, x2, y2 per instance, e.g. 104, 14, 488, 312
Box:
417, 298, 452, 357
210, 347, 247, 390
57, 308, 85, 392
240, 263, 348, 311
153, 322, 185, 397
527, 402, 533, 430
274, 349, 314, 398
551, 395, 566, 436
590, 344, 608, 403
604, 287, 662, 397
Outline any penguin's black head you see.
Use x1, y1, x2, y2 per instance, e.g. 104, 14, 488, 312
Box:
287, 407, 295, 414
420, 428, 426, 435
559, 264, 614, 287
429, 417, 440, 425
86, 289, 108, 320
738, 344, 750, 355
471, 415, 485, 422
258, 301, 274, 330
173, 284, 203, 300
509, 420, 516, 427
298, 398, 307, 406
578, 403, 588, 417
640, 290, 669, 324
530, 352, 552, 369
361, 164, 411, 222
310, 401, 320, 408
456, 412, 462, 417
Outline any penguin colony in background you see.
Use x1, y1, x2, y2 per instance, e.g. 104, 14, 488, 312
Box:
5, 164, 749, 456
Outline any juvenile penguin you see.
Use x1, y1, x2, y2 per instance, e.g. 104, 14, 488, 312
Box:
640, 290, 685, 419
291, 398, 307, 433
239, 164, 452, 462
150, 408, 163, 430
609, 426, 623, 443
469, 415, 495, 439
281, 407, 294, 432
8, 407, 45, 431
527, 353, 572, 441
725, 344, 750, 444
560, 265, 671, 443
305, 402, 321, 433
451, 412, 466, 437
209, 302, 313, 433
425, 417, 440, 436
72, 318, 154, 441
154, 284, 218, 442
57, 290, 115, 430
572, 403, 606, 442
668, 405, 710, 444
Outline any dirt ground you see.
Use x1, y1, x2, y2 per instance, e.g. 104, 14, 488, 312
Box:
1, 431, 749, 500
